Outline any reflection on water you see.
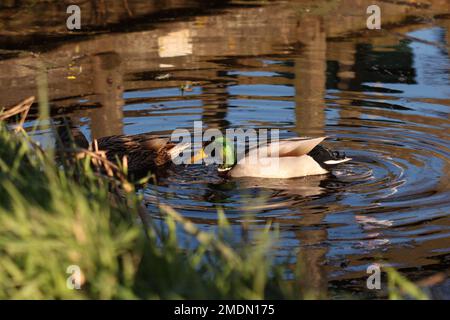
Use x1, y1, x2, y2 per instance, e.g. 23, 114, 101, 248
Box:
1, 0, 449, 297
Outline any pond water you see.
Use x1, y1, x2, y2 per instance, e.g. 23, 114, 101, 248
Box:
1, 0, 449, 297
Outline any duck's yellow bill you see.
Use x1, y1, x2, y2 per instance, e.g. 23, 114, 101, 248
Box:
191, 148, 207, 164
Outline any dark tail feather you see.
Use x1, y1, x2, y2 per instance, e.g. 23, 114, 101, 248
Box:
54, 117, 89, 149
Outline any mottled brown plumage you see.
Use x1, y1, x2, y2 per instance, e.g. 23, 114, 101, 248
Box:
95, 134, 177, 173
56, 121, 188, 176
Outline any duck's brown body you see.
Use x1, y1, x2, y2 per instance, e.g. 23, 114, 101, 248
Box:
95, 134, 176, 173
57, 123, 186, 175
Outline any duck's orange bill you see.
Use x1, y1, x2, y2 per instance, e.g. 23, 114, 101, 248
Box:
191, 148, 207, 164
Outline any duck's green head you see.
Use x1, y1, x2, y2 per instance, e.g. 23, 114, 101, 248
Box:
215, 136, 235, 171
191, 136, 235, 171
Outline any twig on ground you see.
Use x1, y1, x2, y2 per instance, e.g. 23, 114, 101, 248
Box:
0, 97, 35, 132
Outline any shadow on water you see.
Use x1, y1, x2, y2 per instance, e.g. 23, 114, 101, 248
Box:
1, 0, 450, 297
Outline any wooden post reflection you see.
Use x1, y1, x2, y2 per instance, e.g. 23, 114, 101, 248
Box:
89, 52, 124, 139
437, 16, 450, 57
293, 16, 328, 297
330, 41, 356, 91
201, 83, 230, 130
330, 40, 362, 130
294, 16, 326, 137
436, 5, 450, 193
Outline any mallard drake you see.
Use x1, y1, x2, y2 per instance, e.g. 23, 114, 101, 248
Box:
56, 123, 189, 175
192, 136, 351, 179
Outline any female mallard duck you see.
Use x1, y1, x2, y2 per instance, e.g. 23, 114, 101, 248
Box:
192, 136, 351, 179
56, 122, 189, 175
